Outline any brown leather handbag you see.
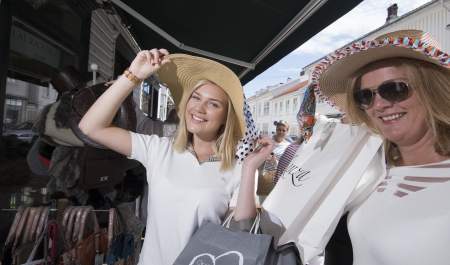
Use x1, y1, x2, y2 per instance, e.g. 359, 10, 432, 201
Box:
60, 206, 108, 265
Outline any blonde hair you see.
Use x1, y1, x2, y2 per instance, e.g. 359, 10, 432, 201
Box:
346, 58, 450, 165
173, 80, 242, 171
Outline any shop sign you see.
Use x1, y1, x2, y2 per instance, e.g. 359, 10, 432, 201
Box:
10, 25, 61, 68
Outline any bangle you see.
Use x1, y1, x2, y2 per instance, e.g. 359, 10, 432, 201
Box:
123, 68, 142, 85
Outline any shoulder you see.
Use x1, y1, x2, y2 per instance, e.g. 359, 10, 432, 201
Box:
130, 132, 173, 151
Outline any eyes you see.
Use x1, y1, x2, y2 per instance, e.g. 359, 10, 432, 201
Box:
190, 94, 221, 109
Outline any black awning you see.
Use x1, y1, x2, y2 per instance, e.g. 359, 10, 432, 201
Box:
111, 0, 362, 84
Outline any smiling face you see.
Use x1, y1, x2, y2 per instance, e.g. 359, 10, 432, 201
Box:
275, 124, 288, 141
184, 82, 229, 141
360, 65, 430, 147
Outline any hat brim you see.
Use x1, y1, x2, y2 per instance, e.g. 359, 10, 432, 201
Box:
156, 54, 245, 136
313, 42, 450, 112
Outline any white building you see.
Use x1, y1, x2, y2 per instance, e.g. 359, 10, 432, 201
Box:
249, 0, 450, 134
4, 78, 57, 127
248, 78, 309, 138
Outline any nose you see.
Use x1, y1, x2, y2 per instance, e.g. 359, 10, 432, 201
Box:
371, 92, 393, 111
193, 100, 207, 113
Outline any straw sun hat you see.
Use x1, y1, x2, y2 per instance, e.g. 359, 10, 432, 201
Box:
311, 29, 450, 112
157, 54, 246, 137
156, 53, 258, 162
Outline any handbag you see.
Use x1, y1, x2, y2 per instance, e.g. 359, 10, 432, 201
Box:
263, 120, 385, 264
105, 208, 135, 265
2, 207, 50, 265
77, 147, 138, 190
60, 206, 108, 265
69, 82, 136, 149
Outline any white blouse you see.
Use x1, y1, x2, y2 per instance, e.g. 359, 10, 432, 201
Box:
129, 133, 242, 265
348, 159, 450, 265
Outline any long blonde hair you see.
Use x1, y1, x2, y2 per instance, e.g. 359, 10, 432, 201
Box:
346, 58, 450, 165
173, 80, 242, 171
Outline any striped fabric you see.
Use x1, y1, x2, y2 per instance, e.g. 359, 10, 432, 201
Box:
273, 143, 301, 184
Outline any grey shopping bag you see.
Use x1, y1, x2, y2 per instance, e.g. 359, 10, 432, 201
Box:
173, 220, 272, 265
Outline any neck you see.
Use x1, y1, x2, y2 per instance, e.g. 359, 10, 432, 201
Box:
192, 134, 217, 160
274, 136, 284, 143
397, 130, 448, 166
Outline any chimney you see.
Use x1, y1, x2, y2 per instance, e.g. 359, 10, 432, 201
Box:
386, 4, 398, 24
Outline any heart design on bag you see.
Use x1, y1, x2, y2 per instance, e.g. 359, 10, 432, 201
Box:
188, 251, 244, 265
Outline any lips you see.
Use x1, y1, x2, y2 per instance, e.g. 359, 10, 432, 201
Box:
191, 114, 207, 123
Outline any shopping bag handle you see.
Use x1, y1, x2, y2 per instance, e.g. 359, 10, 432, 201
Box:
222, 211, 261, 234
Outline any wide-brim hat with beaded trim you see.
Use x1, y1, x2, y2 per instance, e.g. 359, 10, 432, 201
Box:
157, 53, 246, 137
156, 53, 258, 162
311, 29, 450, 112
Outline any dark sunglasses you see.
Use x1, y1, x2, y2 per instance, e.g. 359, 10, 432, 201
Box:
353, 81, 411, 109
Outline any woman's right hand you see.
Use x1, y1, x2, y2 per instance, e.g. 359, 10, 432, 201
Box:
128, 48, 170, 80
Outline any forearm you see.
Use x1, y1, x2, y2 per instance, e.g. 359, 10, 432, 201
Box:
79, 75, 137, 135
233, 165, 258, 221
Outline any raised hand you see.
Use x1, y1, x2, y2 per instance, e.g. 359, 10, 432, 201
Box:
128, 48, 170, 80
243, 135, 274, 171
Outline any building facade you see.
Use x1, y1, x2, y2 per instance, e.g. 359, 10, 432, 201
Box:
248, 78, 309, 138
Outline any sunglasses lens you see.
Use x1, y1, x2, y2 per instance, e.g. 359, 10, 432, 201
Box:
378, 82, 409, 102
354, 89, 374, 109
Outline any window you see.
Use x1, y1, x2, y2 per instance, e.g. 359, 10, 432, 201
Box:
286, 100, 290, 112
263, 102, 269, 115
293, 98, 298, 112
274, 102, 278, 114
280, 102, 283, 113
258, 103, 262, 116
262, 123, 269, 135
252, 105, 256, 116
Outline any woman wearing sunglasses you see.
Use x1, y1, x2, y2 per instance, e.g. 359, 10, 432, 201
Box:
312, 30, 450, 265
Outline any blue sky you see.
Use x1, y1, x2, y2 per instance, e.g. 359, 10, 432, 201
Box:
243, 0, 432, 96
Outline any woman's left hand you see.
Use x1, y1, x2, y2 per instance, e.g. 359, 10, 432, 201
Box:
243, 135, 274, 171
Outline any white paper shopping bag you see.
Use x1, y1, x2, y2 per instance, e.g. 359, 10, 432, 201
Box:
262, 120, 384, 264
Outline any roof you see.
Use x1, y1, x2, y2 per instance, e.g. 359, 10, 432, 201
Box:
110, 0, 363, 84
272, 79, 308, 99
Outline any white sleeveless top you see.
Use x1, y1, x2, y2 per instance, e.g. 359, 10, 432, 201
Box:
348, 159, 450, 265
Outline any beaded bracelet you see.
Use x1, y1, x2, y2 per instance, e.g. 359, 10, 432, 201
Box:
123, 68, 142, 85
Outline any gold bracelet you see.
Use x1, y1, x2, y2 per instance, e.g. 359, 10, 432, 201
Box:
123, 68, 142, 85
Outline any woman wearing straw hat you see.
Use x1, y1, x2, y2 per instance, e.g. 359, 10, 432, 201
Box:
79, 49, 272, 265
312, 30, 450, 265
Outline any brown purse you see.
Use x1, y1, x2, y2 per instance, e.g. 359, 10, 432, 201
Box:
60, 206, 108, 265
